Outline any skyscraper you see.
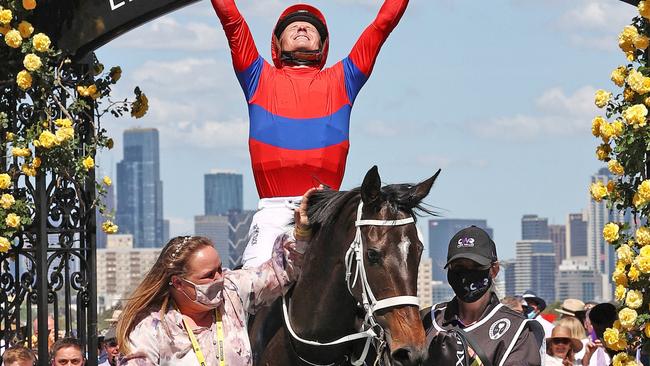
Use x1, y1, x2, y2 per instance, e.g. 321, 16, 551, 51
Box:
116, 128, 164, 248
521, 215, 549, 240
514, 240, 556, 302
567, 213, 588, 258
555, 258, 602, 302
428, 219, 493, 282
205, 172, 243, 216
195, 215, 230, 261
549, 224, 566, 267
588, 168, 624, 301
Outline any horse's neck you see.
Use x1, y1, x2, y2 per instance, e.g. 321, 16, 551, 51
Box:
289, 231, 359, 341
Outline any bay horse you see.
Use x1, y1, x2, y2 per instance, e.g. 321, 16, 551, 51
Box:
253, 166, 440, 366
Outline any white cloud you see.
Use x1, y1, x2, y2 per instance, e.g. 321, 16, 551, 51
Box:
555, 0, 636, 51
468, 86, 599, 140
132, 58, 236, 95
111, 17, 225, 51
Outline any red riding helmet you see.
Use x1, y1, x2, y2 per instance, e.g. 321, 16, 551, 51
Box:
271, 4, 329, 69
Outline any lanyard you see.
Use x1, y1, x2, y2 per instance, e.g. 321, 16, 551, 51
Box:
179, 309, 226, 366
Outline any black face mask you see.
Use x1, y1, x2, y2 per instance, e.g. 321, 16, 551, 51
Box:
447, 268, 492, 303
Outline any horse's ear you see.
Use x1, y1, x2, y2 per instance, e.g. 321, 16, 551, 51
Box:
361, 166, 381, 206
408, 169, 441, 205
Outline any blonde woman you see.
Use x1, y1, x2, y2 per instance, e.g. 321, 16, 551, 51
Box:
117, 188, 318, 366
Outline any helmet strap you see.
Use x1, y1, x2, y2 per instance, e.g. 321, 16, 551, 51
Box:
280, 49, 323, 66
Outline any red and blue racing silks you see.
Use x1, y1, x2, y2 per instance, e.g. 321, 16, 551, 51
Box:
211, 0, 409, 198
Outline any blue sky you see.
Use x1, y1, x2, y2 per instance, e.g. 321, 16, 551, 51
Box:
95, 0, 637, 260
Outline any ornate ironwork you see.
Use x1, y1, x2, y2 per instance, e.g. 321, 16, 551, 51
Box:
0, 60, 98, 364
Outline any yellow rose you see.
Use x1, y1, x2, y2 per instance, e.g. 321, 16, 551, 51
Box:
612, 120, 625, 137
642, 1, 650, 19
638, 180, 650, 207
626, 290, 644, 309
54, 118, 72, 128
21, 164, 36, 177
592, 116, 605, 137
636, 256, 650, 273
32, 33, 50, 52
596, 144, 612, 161
627, 69, 648, 94
618, 244, 635, 265
595, 89, 612, 108
613, 353, 631, 366
103, 176, 112, 186
0, 174, 11, 189
32, 157, 41, 168
0, 9, 12, 25
18, 21, 33, 38
613, 267, 628, 286
131, 93, 149, 119
600, 122, 615, 143
645, 323, 650, 338
619, 307, 638, 329
620, 25, 639, 53
38, 131, 59, 149
82, 156, 94, 171
0, 236, 9, 253
604, 327, 622, 349
22, 0, 36, 10
109, 66, 122, 83
623, 104, 649, 126
55, 126, 74, 142
635, 35, 650, 50
5, 132, 14, 141
628, 265, 640, 282
23, 54, 42, 72
102, 221, 118, 234
5, 29, 22, 48
604, 223, 620, 243
16, 70, 32, 91
0, 194, 15, 209
624, 88, 636, 101
641, 245, 650, 257
77, 85, 99, 99
11, 147, 31, 158
612, 66, 628, 87
609, 160, 625, 176
608, 180, 616, 193
637, 227, 650, 246
616, 284, 627, 301
590, 181, 608, 202
5, 213, 20, 228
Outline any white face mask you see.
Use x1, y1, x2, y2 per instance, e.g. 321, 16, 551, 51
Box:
178, 277, 224, 309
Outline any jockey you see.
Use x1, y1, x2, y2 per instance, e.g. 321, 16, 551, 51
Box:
210, 0, 410, 267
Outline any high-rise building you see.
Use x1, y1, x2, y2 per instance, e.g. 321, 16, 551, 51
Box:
549, 224, 566, 268
205, 172, 243, 216
116, 128, 164, 248
514, 240, 556, 302
417, 257, 433, 309
588, 168, 626, 301
521, 215, 549, 240
567, 213, 588, 258
555, 258, 602, 302
97, 234, 162, 311
428, 219, 493, 282
431, 281, 455, 305
501, 259, 517, 297
194, 211, 255, 269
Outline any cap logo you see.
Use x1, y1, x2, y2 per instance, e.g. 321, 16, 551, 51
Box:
457, 237, 475, 248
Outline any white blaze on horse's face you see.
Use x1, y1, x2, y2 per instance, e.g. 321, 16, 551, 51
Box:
397, 235, 411, 263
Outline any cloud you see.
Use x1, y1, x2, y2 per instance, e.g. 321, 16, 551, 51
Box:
111, 17, 225, 51
468, 86, 599, 140
132, 58, 236, 95
555, 0, 636, 51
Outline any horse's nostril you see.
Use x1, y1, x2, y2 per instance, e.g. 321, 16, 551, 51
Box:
391, 347, 420, 366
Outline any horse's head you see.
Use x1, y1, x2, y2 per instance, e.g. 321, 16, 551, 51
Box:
351, 165, 440, 366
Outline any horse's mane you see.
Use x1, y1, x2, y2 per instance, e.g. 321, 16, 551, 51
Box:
306, 184, 437, 236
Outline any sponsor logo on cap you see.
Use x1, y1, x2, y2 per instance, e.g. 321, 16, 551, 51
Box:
457, 237, 475, 248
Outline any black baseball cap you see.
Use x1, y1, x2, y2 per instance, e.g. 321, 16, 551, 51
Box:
444, 226, 497, 268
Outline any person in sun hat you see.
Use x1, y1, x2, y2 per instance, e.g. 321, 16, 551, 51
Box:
556, 298, 586, 323
522, 290, 555, 337
421, 226, 544, 366
544, 325, 584, 366
210, 0, 410, 268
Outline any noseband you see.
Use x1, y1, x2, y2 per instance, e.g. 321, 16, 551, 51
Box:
283, 200, 420, 366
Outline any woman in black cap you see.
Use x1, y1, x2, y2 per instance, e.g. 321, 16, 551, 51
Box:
422, 226, 544, 366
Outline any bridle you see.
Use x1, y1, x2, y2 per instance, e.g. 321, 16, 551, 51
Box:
282, 200, 420, 366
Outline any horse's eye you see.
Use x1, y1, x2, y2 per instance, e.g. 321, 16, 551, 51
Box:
366, 249, 382, 264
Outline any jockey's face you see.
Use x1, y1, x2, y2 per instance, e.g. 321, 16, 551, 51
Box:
279, 21, 321, 52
